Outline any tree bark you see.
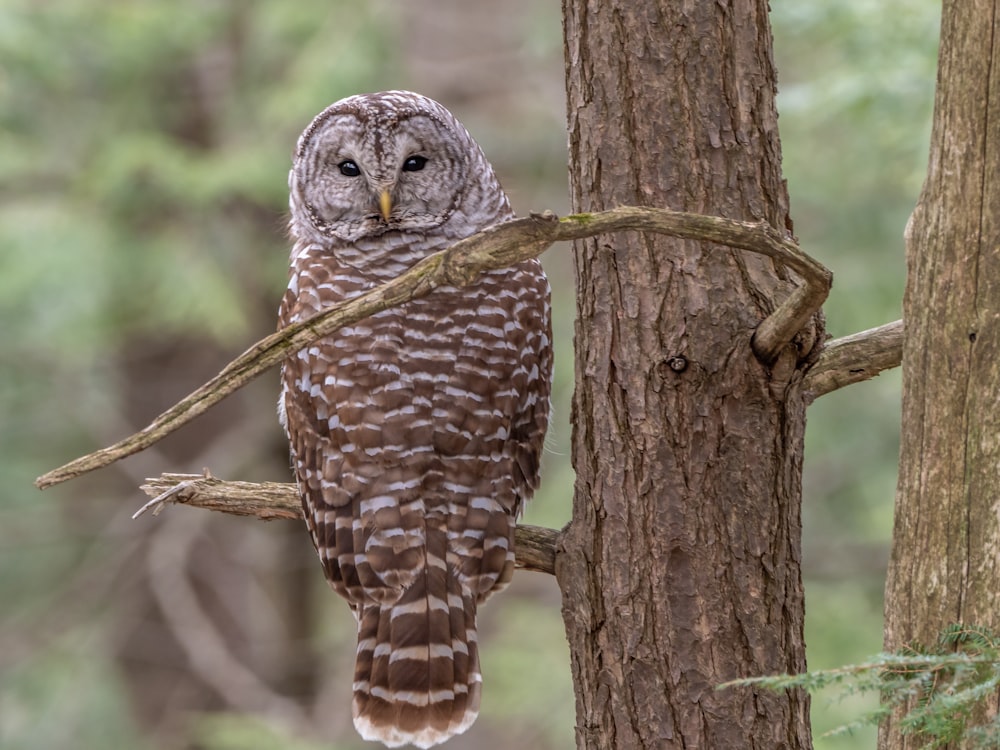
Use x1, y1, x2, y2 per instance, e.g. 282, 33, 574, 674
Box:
880, 1, 1000, 748
557, 2, 816, 748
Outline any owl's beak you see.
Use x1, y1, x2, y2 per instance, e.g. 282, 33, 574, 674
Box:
378, 189, 392, 221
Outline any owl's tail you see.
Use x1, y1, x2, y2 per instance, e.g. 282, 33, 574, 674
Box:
352, 530, 481, 749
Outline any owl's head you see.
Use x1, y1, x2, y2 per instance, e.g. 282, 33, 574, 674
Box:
289, 91, 510, 246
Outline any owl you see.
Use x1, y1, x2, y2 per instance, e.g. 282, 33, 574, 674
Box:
278, 91, 552, 748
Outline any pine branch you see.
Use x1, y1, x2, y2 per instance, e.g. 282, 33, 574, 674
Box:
719, 625, 1000, 748
37, 206, 831, 490
137, 472, 560, 575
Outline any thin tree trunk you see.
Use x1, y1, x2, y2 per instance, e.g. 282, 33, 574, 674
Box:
557, 1, 816, 748
880, 1, 1000, 747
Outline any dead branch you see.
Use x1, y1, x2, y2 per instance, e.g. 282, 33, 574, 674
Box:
803, 319, 903, 397
138, 473, 560, 576
37, 206, 830, 490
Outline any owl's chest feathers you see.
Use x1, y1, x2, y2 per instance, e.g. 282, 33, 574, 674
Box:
317, 283, 520, 389
285, 242, 541, 460
331, 233, 431, 278
292, 304, 519, 466
291, 250, 522, 373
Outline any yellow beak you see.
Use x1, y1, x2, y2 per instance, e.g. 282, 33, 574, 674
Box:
379, 189, 392, 221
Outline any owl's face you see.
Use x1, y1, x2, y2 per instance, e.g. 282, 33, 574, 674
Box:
291, 92, 482, 244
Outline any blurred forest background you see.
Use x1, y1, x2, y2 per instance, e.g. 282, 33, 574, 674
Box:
1, 1, 939, 748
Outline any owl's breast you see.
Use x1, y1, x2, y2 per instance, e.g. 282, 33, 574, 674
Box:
282, 247, 546, 484
304, 292, 518, 458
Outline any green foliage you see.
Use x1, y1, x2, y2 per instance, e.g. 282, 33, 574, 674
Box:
0, 1, 395, 351
190, 713, 339, 750
722, 624, 1000, 749
480, 596, 576, 747
0, 631, 148, 750
773, 0, 940, 335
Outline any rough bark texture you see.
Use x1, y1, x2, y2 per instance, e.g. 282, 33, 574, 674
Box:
557, 2, 816, 748
880, 1, 1000, 747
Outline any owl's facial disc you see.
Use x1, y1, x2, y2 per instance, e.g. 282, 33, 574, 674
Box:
298, 111, 469, 242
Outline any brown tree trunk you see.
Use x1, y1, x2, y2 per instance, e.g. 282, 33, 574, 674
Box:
880, 1, 1000, 748
556, 1, 816, 748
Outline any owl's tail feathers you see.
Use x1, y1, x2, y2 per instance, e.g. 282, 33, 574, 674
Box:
352, 545, 481, 748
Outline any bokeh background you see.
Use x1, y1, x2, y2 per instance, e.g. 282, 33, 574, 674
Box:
1, 1, 938, 748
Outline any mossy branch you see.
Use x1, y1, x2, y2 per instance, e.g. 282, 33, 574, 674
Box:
37, 206, 832, 490
137, 473, 560, 575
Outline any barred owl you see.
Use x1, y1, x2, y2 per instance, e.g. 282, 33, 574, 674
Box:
278, 91, 552, 748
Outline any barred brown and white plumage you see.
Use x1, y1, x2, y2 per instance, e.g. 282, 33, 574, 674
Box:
278, 91, 552, 748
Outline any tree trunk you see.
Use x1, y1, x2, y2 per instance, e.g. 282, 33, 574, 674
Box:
880, 1, 1000, 748
556, 1, 816, 748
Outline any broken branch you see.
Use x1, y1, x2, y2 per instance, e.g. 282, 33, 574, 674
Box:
803, 319, 903, 397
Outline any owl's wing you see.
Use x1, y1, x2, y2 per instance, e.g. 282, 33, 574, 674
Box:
280, 276, 434, 612
279, 330, 351, 609
505, 259, 554, 511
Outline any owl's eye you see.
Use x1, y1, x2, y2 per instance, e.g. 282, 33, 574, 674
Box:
402, 155, 428, 172
338, 160, 361, 177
